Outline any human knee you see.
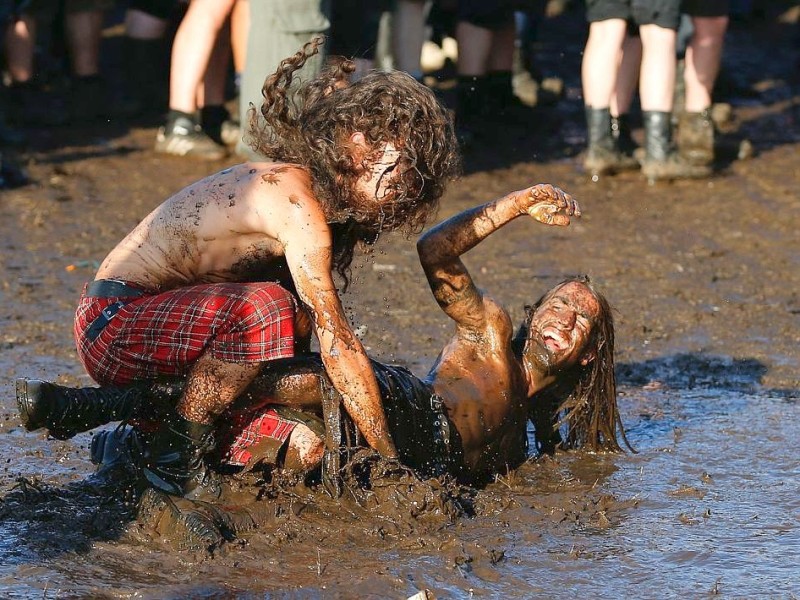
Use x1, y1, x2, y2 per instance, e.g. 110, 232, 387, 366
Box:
284, 424, 324, 471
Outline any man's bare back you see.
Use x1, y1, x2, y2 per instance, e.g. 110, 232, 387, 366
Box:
95, 163, 321, 291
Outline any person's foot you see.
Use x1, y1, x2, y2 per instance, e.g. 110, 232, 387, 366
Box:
154, 115, 227, 160
15, 378, 145, 440
140, 415, 222, 499
641, 152, 712, 182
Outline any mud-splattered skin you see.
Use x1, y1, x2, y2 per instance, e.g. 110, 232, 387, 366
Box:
95, 161, 396, 456
416, 184, 590, 479
96, 163, 302, 289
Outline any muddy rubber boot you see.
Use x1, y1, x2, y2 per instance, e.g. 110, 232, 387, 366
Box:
677, 108, 715, 166
611, 113, 640, 166
16, 378, 150, 440
641, 110, 711, 182
140, 415, 221, 499
584, 107, 637, 177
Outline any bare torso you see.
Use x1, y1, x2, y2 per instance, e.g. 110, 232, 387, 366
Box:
95, 162, 314, 291
428, 309, 529, 479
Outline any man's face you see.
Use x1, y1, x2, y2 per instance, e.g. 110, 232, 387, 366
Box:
529, 281, 600, 371
355, 142, 402, 203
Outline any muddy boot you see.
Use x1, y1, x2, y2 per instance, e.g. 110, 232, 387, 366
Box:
16, 378, 150, 440
611, 113, 639, 165
584, 107, 638, 177
677, 108, 715, 166
140, 415, 221, 499
641, 110, 711, 182
200, 105, 241, 147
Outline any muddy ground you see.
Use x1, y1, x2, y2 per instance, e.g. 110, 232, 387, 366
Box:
0, 4, 798, 598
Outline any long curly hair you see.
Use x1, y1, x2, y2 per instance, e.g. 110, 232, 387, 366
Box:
245, 39, 461, 288
513, 276, 632, 453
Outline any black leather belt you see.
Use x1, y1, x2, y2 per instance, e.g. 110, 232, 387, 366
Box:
85, 280, 148, 341
86, 279, 147, 299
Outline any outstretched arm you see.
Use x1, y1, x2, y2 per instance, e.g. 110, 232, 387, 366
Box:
416, 184, 579, 329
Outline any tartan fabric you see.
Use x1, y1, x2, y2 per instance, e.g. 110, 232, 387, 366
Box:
216, 406, 298, 467
75, 281, 297, 385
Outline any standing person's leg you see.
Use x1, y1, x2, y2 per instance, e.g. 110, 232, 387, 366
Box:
237, 0, 330, 159
610, 27, 642, 159
678, 1, 729, 165
198, 20, 239, 146
580, 6, 628, 176
123, 3, 173, 116
155, 0, 235, 159
392, 0, 427, 81
637, 0, 710, 180
64, 0, 110, 121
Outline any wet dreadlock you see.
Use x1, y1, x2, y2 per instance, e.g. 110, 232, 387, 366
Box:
245, 39, 461, 289
512, 276, 632, 453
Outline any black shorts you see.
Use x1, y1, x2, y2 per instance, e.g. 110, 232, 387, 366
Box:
129, 0, 181, 21
457, 0, 517, 30
328, 0, 389, 60
585, 0, 682, 29
681, 0, 729, 17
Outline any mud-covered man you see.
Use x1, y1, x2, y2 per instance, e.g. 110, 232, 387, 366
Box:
26, 40, 460, 497
20, 184, 629, 487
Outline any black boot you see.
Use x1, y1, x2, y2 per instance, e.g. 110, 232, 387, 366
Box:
611, 113, 639, 162
584, 107, 638, 177
200, 105, 240, 147
677, 108, 715, 166
642, 110, 711, 182
16, 378, 151, 440
456, 75, 488, 145
140, 414, 221, 499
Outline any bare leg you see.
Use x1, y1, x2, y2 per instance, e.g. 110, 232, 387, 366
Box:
284, 424, 325, 470
65, 9, 103, 77
683, 15, 728, 112
581, 18, 627, 108
5, 15, 36, 83
638, 23, 677, 112
177, 354, 263, 424
169, 0, 236, 114
392, 0, 426, 79
610, 34, 641, 117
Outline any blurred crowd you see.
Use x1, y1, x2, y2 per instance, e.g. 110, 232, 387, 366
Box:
0, 0, 775, 189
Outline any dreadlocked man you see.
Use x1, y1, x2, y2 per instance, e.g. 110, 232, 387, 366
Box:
32, 40, 459, 498
19, 184, 630, 487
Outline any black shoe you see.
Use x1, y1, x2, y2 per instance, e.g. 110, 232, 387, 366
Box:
140, 416, 221, 499
16, 378, 148, 440
154, 115, 227, 160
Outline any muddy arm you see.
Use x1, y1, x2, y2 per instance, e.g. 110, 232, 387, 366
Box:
417, 184, 579, 330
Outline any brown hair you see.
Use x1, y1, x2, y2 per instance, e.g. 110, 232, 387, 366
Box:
513, 276, 632, 453
245, 39, 461, 288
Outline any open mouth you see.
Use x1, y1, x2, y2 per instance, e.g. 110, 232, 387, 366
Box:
540, 327, 570, 352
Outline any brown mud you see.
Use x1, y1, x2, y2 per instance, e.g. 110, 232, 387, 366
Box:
1, 4, 799, 598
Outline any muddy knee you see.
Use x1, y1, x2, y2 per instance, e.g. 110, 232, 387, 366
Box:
283, 423, 324, 471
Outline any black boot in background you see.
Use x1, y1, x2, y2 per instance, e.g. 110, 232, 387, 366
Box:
456, 75, 488, 145
677, 108, 715, 166
611, 113, 639, 163
200, 105, 240, 147
642, 110, 711, 182
584, 107, 638, 177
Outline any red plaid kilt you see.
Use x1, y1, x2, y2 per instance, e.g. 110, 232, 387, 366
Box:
75, 281, 297, 385
215, 405, 298, 467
